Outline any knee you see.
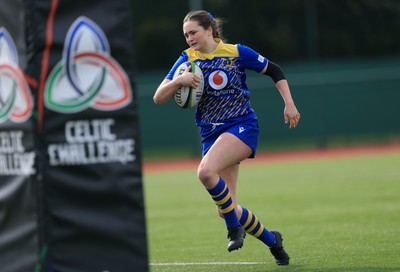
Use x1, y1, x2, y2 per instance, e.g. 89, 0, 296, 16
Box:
197, 163, 216, 187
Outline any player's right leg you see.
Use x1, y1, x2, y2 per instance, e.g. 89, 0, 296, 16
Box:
198, 132, 251, 251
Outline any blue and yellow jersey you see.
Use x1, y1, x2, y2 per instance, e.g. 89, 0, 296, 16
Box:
166, 40, 268, 125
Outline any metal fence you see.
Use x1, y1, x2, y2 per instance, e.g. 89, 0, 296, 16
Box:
136, 56, 400, 158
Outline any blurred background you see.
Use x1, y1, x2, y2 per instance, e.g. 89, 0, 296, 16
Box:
132, 0, 400, 161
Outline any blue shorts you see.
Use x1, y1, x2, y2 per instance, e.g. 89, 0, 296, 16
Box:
199, 113, 260, 158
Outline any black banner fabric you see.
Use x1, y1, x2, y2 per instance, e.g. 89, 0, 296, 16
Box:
25, 0, 148, 271
0, 1, 38, 271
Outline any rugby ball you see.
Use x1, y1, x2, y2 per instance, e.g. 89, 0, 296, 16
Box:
173, 62, 204, 108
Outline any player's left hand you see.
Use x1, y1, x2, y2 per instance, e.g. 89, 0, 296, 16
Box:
284, 104, 300, 128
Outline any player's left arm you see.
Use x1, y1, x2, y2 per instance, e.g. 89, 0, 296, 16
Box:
262, 61, 301, 128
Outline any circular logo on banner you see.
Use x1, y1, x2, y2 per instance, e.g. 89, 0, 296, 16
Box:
0, 28, 33, 124
208, 70, 228, 90
44, 16, 132, 113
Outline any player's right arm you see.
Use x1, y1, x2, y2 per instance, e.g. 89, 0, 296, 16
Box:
153, 78, 179, 105
153, 66, 199, 104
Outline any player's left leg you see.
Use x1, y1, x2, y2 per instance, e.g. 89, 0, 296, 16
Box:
219, 166, 290, 266
239, 206, 290, 265
219, 165, 275, 246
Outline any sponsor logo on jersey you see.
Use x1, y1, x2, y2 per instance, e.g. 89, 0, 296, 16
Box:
208, 70, 228, 90
44, 16, 132, 113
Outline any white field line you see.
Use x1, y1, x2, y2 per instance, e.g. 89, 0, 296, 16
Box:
150, 261, 269, 266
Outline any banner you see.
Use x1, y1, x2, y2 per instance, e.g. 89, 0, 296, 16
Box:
0, 1, 38, 271
25, 0, 148, 271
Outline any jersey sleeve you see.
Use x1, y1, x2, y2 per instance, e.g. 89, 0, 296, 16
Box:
237, 44, 268, 73
165, 51, 189, 80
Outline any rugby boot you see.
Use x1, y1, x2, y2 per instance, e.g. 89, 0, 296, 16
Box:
269, 231, 290, 265
227, 226, 246, 252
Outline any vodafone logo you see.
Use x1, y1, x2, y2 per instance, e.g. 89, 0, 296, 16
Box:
208, 70, 228, 90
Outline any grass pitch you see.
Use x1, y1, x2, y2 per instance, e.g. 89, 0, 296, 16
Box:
144, 151, 400, 272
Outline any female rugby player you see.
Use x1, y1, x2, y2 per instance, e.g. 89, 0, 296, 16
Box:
153, 10, 300, 266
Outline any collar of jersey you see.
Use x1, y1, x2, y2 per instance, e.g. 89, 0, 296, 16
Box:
186, 39, 239, 61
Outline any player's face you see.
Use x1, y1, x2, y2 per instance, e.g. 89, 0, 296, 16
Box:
183, 20, 211, 52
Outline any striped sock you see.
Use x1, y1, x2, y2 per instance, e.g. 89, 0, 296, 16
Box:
239, 207, 276, 247
207, 178, 240, 228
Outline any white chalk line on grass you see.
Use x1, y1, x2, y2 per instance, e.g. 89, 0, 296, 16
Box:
150, 262, 269, 266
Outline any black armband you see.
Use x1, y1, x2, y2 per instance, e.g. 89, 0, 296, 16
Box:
264, 61, 286, 83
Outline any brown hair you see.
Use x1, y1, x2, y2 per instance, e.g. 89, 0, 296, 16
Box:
183, 10, 225, 41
